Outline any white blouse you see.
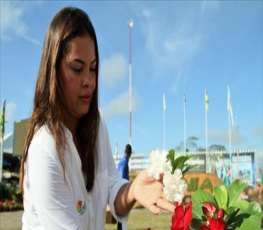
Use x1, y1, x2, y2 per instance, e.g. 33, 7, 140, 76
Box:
22, 113, 128, 230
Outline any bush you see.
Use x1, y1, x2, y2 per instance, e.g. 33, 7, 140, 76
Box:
0, 182, 13, 200
0, 182, 23, 212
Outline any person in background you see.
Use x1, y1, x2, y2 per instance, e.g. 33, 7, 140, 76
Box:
117, 144, 132, 230
19, 6, 175, 230
118, 144, 132, 181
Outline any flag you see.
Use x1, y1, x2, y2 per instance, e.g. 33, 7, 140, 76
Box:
163, 93, 166, 111
205, 89, 209, 111
227, 86, 234, 126
0, 100, 6, 139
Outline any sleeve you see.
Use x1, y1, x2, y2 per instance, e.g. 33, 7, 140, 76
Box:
27, 142, 82, 230
99, 115, 129, 222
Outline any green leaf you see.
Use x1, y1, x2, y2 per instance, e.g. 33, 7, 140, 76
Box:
182, 164, 196, 174
191, 203, 204, 220
225, 208, 242, 226
200, 178, 213, 193
187, 177, 199, 192
227, 213, 250, 230
233, 199, 249, 212
171, 155, 191, 173
192, 190, 216, 206
247, 202, 262, 215
214, 185, 228, 210
236, 213, 263, 230
228, 179, 247, 207
166, 150, 175, 165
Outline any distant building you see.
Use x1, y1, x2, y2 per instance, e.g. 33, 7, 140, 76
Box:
13, 118, 29, 156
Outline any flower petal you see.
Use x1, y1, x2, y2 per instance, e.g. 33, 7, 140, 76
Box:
217, 209, 225, 219
202, 203, 216, 217
183, 201, 193, 229
209, 217, 226, 230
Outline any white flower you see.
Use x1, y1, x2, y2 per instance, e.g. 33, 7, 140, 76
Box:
163, 170, 187, 203
147, 149, 170, 180
147, 149, 188, 203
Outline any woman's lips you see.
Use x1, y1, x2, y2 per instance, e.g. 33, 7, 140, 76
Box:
79, 95, 91, 104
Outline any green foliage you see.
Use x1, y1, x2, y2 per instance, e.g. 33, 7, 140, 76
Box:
0, 183, 13, 200
191, 179, 263, 230
228, 179, 247, 207
0, 183, 23, 212
166, 149, 192, 174
209, 144, 226, 151
187, 177, 199, 192
214, 185, 228, 210
200, 177, 213, 192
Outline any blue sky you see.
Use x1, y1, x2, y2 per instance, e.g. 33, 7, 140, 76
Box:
1, 1, 262, 158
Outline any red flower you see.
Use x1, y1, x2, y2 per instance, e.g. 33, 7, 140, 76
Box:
171, 201, 193, 230
209, 218, 226, 230
202, 203, 216, 217
201, 203, 226, 230
200, 225, 210, 230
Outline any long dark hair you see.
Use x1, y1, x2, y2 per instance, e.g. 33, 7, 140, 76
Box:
20, 6, 100, 192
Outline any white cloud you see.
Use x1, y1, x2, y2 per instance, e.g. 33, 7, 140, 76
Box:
100, 54, 127, 88
0, 2, 41, 45
140, 3, 219, 92
102, 88, 138, 118
208, 129, 245, 146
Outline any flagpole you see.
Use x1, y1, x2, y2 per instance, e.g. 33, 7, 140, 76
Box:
205, 89, 208, 172
0, 99, 6, 182
128, 19, 133, 145
183, 94, 186, 154
0, 136, 3, 182
227, 86, 232, 180
163, 94, 166, 150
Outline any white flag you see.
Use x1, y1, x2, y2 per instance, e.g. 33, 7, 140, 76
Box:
163, 94, 166, 111
227, 86, 234, 126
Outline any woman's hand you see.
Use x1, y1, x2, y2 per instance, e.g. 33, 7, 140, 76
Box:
129, 170, 175, 215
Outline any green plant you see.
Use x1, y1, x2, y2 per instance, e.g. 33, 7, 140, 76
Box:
191, 179, 263, 229
188, 177, 199, 192
200, 177, 213, 192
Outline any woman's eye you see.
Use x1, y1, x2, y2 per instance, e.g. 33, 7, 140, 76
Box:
71, 67, 82, 73
90, 67, 96, 73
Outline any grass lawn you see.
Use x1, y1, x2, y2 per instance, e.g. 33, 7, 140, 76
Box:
105, 208, 172, 230
0, 208, 172, 230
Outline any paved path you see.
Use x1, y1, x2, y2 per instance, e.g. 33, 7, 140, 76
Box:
0, 210, 23, 230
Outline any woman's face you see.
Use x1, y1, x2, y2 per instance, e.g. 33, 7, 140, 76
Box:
59, 35, 97, 123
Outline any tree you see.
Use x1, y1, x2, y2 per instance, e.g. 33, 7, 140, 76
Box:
186, 136, 198, 152
209, 144, 226, 152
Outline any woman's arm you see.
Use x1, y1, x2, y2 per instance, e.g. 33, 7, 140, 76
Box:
114, 170, 175, 216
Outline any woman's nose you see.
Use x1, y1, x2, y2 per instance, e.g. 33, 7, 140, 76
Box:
82, 70, 93, 87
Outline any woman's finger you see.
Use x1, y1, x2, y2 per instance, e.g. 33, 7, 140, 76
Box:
148, 203, 161, 215
156, 198, 175, 213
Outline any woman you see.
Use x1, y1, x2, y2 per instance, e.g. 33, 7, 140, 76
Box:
20, 6, 174, 230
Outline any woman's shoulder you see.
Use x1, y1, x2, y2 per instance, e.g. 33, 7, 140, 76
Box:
31, 125, 54, 145
29, 125, 57, 156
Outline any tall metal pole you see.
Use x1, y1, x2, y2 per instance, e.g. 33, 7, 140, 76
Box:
163, 94, 166, 150
228, 86, 232, 180
128, 19, 133, 145
0, 99, 6, 182
183, 94, 186, 154
205, 89, 209, 172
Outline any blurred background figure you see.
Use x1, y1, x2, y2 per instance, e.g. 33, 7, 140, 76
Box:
117, 144, 133, 230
